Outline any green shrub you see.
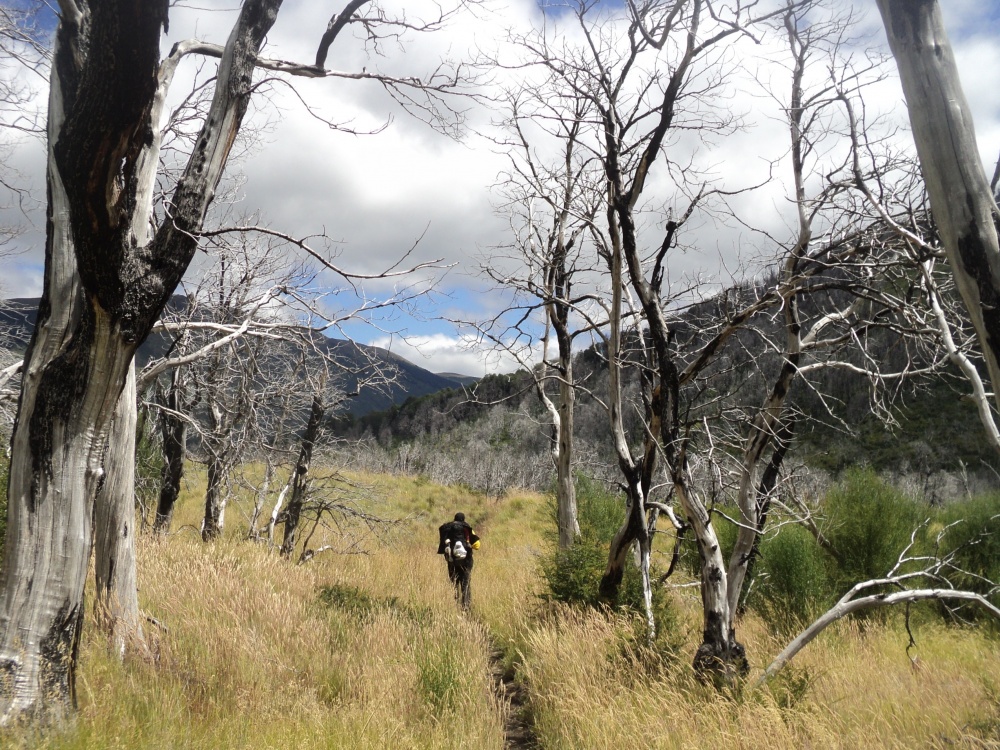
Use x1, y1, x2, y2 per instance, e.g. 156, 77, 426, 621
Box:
574, 473, 627, 543
748, 524, 832, 631
936, 493, 1000, 619
821, 468, 924, 592
541, 535, 609, 606
540, 475, 626, 604
541, 475, 678, 651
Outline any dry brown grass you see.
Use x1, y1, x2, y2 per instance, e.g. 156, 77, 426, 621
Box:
512, 600, 1000, 749
3, 469, 999, 749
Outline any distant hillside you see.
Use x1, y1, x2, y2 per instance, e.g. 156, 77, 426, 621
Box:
436, 372, 479, 386
332, 290, 1000, 498
0, 297, 467, 416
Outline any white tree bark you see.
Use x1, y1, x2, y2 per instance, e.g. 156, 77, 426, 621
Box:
877, 0, 1000, 411
94, 364, 146, 660
0, 46, 101, 724
555, 368, 579, 547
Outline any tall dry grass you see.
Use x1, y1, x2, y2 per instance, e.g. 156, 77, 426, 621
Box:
2, 468, 998, 749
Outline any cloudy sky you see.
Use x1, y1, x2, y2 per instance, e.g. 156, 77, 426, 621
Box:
1, 0, 999, 376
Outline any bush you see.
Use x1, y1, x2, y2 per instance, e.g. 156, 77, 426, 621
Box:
936, 493, 1000, 618
541, 536, 610, 607
574, 473, 626, 542
748, 524, 832, 631
821, 468, 924, 592
541, 475, 625, 607
541, 475, 677, 641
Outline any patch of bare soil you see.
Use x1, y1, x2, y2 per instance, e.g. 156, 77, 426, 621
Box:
489, 646, 539, 749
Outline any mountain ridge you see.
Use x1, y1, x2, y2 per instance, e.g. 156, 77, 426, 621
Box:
0, 297, 470, 415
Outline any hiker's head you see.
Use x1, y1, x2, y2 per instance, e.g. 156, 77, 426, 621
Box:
454, 512, 465, 523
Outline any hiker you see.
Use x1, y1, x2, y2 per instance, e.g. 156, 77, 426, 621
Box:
437, 512, 480, 609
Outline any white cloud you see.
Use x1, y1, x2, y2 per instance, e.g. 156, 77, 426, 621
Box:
369, 331, 528, 376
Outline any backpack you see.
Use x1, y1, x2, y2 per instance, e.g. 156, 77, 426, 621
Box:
439, 520, 476, 560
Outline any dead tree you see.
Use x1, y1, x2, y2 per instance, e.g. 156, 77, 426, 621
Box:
509, 0, 947, 680
150, 360, 191, 534
473, 84, 609, 547
876, 1, 1000, 419
0, 0, 470, 723
280, 389, 330, 559
92, 365, 147, 660
0, 3, 284, 722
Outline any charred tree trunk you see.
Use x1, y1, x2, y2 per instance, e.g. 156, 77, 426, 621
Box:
736, 420, 794, 616
280, 394, 325, 559
153, 368, 186, 534
877, 0, 1000, 410
598, 473, 645, 599
725, 342, 800, 618
0, 1, 283, 722
616, 194, 742, 678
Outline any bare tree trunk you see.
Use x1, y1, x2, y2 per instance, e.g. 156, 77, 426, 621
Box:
266, 477, 292, 545
281, 394, 324, 558
614, 193, 743, 677
0, 307, 133, 723
736, 421, 794, 615
94, 363, 146, 660
599, 476, 646, 599
760, 588, 1000, 685
554, 331, 579, 548
0, 0, 293, 722
249, 454, 275, 538
725, 347, 800, 618
877, 0, 1000, 410
153, 368, 186, 534
203, 452, 228, 541
0, 21, 137, 720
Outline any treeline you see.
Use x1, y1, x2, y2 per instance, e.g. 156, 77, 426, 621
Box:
328, 294, 999, 502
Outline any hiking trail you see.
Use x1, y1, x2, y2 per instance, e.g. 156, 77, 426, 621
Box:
488, 642, 539, 749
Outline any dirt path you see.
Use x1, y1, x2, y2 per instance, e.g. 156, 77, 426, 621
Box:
488, 645, 539, 749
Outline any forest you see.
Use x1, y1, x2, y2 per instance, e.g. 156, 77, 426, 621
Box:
0, 0, 999, 747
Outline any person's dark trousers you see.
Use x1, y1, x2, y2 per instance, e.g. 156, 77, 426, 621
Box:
448, 557, 473, 609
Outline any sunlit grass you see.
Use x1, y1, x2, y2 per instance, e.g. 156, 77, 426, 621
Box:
3, 468, 999, 748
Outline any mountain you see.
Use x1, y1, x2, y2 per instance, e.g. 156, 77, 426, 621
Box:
0, 298, 469, 416
435, 372, 479, 386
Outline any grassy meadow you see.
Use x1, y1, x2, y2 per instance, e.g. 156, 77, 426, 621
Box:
3, 466, 1000, 749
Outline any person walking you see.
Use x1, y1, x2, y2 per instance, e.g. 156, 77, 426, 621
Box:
437, 512, 480, 609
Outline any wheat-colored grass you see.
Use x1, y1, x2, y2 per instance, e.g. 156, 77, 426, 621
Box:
2, 470, 998, 748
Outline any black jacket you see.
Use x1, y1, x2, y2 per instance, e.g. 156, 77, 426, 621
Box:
437, 520, 479, 557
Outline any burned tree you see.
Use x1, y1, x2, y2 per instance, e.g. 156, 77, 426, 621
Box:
504, 0, 948, 680
473, 85, 609, 548
876, 0, 1000, 417
0, 0, 469, 723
